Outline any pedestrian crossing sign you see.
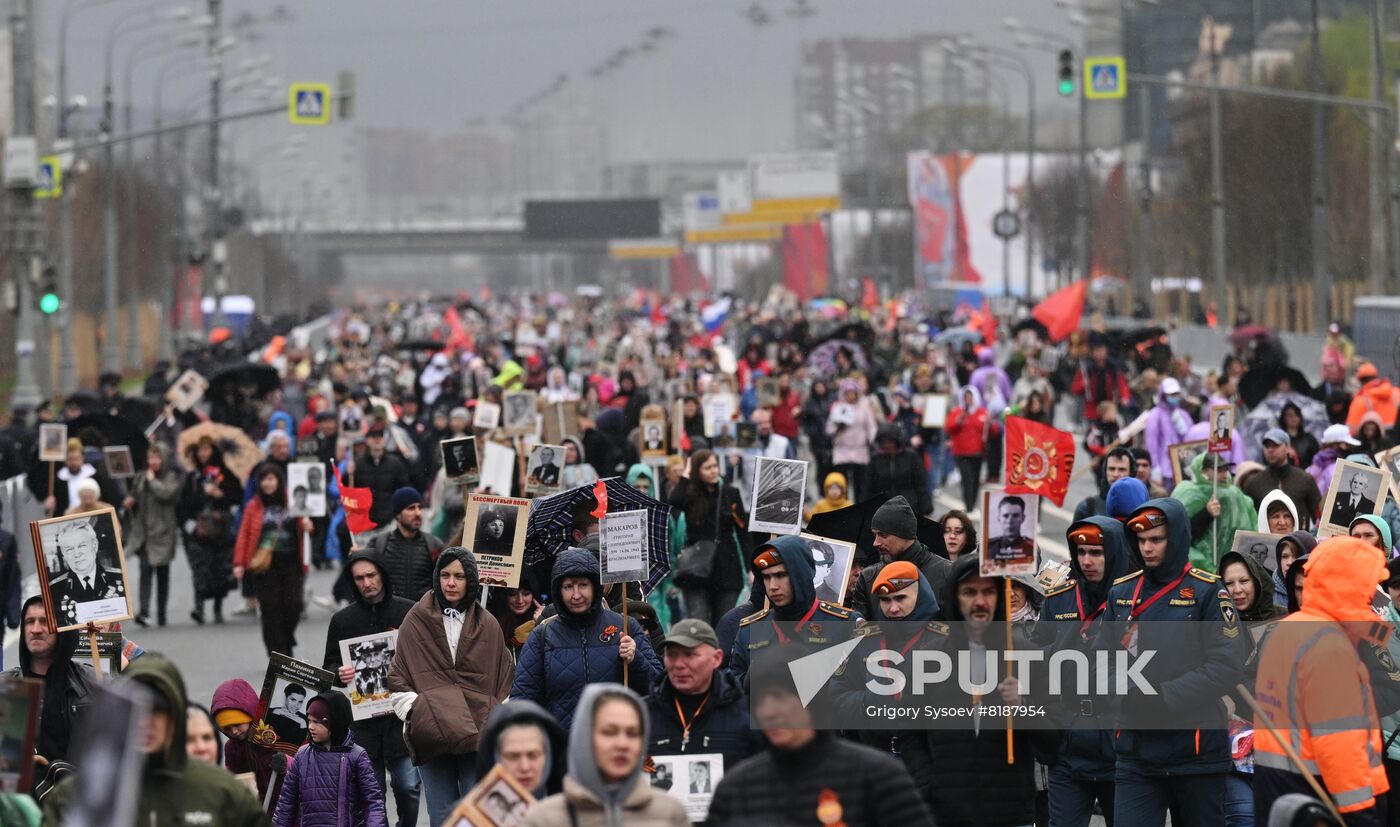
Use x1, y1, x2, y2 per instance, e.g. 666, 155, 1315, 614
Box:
1084, 57, 1126, 100
289, 82, 332, 125
35, 155, 61, 199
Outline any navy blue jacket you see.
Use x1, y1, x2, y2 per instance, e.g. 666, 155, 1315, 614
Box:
1098, 498, 1248, 775
509, 548, 662, 729
646, 668, 761, 772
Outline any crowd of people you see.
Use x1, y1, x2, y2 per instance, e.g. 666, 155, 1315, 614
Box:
0, 291, 1397, 826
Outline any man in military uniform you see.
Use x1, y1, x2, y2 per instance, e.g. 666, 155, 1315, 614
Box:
1098, 499, 1247, 825
48, 517, 125, 629
810, 541, 842, 604
1034, 518, 1138, 827
728, 535, 860, 689
987, 495, 1035, 563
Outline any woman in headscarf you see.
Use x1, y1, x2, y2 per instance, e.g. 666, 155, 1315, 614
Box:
474, 700, 567, 800
522, 684, 687, 827
1350, 514, 1394, 557
1272, 531, 1316, 610
1169, 452, 1257, 572
541, 366, 577, 404
826, 378, 877, 503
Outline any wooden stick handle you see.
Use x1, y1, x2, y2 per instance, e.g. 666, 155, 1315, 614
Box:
622, 596, 630, 689
1005, 579, 1014, 765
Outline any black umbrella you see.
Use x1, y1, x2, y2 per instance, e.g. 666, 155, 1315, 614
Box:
67, 413, 150, 469
396, 338, 444, 352
1239, 364, 1313, 410
806, 495, 946, 567
813, 321, 875, 353
525, 478, 672, 592
115, 396, 160, 426
1011, 318, 1049, 340
208, 362, 281, 401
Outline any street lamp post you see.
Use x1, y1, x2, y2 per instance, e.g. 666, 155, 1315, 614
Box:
9, 0, 43, 412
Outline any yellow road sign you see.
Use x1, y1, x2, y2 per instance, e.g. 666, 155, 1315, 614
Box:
684, 225, 784, 245
289, 82, 332, 125
35, 156, 61, 199
609, 239, 681, 260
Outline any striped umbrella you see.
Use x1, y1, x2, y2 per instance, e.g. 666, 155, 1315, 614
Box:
525, 477, 672, 592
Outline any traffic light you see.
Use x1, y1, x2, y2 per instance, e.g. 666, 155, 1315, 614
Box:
1057, 49, 1076, 97
38, 266, 58, 315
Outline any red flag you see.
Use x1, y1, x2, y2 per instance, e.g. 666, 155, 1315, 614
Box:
332, 463, 378, 535
1030, 280, 1087, 343
591, 479, 609, 519
1004, 416, 1076, 507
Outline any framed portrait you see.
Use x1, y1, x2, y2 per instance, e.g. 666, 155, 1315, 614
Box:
1228, 530, 1282, 577
649, 753, 725, 822
102, 445, 135, 479
702, 393, 736, 438
32, 509, 132, 632
474, 402, 502, 432
463, 494, 529, 588
164, 369, 208, 413
980, 490, 1039, 577
446, 764, 535, 827
501, 391, 538, 437
1207, 405, 1234, 455
441, 436, 480, 487
95, 631, 125, 675
755, 377, 781, 409
920, 394, 949, 429
1168, 440, 1209, 484
640, 414, 668, 460
1319, 459, 1388, 537
338, 631, 398, 721
257, 653, 335, 750
800, 533, 857, 606
748, 456, 807, 536
1377, 446, 1400, 503
479, 440, 516, 496
38, 423, 68, 462
0, 678, 40, 794
524, 444, 565, 498
734, 422, 758, 450
286, 462, 327, 517
541, 401, 579, 446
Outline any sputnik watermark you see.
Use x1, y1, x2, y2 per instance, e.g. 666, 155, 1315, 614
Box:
863, 648, 1156, 697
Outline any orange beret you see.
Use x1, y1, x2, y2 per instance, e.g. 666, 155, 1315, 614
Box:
872, 561, 920, 596
753, 549, 783, 570
1068, 524, 1103, 545
1126, 507, 1167, 534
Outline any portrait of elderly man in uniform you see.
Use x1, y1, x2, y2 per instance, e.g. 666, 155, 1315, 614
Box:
45, 514, 128, 630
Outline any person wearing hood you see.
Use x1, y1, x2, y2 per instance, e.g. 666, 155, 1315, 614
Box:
1254, 538, 1392, 824
1105, 476, 1151, 523
1272, 531, 1316, 611
946, 384, 989, 511
805, 472, 853, 521
486, 568, 545, 657
1171, 452, 1257, 571
826, 378, 878, 501
523, 684, 687, 827
510, 548, 663, 729
1256, 488, 1301, 540
419, 353, 454, 407
1243, 429, 1321, 533
475, 699, 567, 800
1347, 362, 1400, 431
233, 464, 311, 657
210, 677, 286, 808
44, 654, 266, 827
272, 691, 387, 827
625, 462, 658, 499
387, 546, 514, 826
1350, 514, 1395, 558
867, 422, 932, 517
849, 496, 950, 621
728, 535, 860, 688
1143, 377, 1194, 487
321, 549, 419, 826
1381, 559, 1400, 816
1100, 499, 1247, 825
1, 596, 96, 765
1036, 518, 1137, 827
608, 370, 651, 435
646, 618, 760, 774
900, 554, 1055, 825
1309, 423, 1362, 496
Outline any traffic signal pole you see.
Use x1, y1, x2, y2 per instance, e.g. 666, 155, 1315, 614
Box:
8, 0, 43, 412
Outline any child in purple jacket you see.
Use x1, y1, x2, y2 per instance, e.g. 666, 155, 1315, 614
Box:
272, 690, 388, 827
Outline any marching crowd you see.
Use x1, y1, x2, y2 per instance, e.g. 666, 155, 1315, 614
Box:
0, 291, 1397, 826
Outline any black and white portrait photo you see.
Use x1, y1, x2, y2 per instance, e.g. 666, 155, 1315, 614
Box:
1378, 447, 1400, 504
748, 456, 807, 535
525, 444, 564, 497
471, 503, 518, 558
339, 631, 398, 720
102, 446, 134, 479
474, 402, 501, 431
689, 759, 714, 794
287, 462, 327, 517
453, 765, 535, 827
38, 423, 67, 462
980, 490, 1040, 577
1229, 531, 1282, 577
441, 436, 479, 486
257, 653, 334, 749
641, 422, 667, 456
502, 391, 537, 436
1321, 459, 1387, 536
802, 535, 857, 605
164, 369, 208, 413
650, 753, 724, 821
32, 509, 132, 632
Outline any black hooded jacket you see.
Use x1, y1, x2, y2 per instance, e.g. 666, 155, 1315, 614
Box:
866, 423, 932, 516
1034, 516, 1137, 650
473, 699, 567, 797
1, 595, 96, 762
321, 549, 415, 762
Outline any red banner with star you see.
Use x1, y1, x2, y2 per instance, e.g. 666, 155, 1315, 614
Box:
1004, 416, 1076, 507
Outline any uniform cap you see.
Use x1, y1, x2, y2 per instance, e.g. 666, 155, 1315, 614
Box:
872, 561, 920, 596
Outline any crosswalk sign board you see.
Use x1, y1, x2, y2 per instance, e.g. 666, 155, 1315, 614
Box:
35, 156, 61, 199
288, 82, 332, 125
1083, 57, 1126, 100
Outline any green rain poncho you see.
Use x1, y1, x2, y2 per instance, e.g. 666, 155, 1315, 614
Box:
1170, 451, 1258, 572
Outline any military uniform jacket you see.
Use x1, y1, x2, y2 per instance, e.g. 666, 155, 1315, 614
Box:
50, 566, 126, 628
727, 599, 859, 688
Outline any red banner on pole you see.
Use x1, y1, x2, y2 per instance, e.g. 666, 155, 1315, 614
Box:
1004, 416, 1076, 507
332, 462, 378, 535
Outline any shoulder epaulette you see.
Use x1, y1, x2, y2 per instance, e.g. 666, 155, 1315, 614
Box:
853, 623, 881, 638
1113, 571, 1143, 586
1189, 568, 1220, 583
738, 608, 771, 627
926, 621, 950, 636
818, 601, 853, 618
1045, 580, 1076, 598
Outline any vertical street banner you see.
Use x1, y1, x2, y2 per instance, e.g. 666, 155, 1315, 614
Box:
907, 152, 980, 288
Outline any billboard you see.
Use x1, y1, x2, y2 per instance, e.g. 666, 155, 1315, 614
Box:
524, 199, 661, 241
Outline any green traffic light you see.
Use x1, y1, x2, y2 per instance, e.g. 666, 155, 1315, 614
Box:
39, 293, 59, 314
1058, 79, 1076, 96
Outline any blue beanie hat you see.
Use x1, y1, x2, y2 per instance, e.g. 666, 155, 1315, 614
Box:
391, 486, 423, 517
1105, 477, 1150, 521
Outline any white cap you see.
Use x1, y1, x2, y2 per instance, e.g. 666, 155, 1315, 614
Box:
1160, 377, 1181, 395
1322, 423, 1361, 447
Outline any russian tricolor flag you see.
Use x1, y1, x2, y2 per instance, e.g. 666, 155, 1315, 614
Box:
701, 297, 731, 332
